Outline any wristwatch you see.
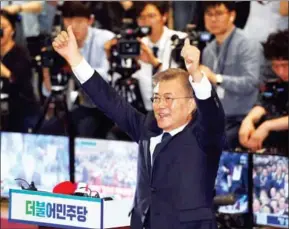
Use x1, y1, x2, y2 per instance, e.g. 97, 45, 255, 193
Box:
216, 74, 223, 85
153, 59, 162, 70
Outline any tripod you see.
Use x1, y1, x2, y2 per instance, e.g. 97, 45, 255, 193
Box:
113, 76, 146, 114
32, 85, 74, 136
0, 77, 10, 131
109, 57, 147, 114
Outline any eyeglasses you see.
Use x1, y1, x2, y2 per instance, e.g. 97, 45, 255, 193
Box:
138, 13, 159, 21
151, 96, 193, 105
205, 10, 229, 19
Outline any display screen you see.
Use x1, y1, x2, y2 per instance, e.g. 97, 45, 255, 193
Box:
215, 151, 249, 214
253, 154, 288, 228
1, 132, 70, 197
74, 138, 138, 199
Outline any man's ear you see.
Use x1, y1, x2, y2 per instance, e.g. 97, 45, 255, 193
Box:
162, 13, 168, 24
230, 11, 236, 23
88, 15, 95, 26
188, 98, 196, 115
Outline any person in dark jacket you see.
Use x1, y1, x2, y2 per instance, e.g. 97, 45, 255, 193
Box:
0, 9, 38, 132
52, 26, 225, 229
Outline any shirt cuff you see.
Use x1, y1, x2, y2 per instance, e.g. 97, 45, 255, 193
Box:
190, 73, 212, 100
71, 58, 94, 84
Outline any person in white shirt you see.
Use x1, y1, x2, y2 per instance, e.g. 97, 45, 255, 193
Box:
243, 1, 288, 44
105, 2, 187, 113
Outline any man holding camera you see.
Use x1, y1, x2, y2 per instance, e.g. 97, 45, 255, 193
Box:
239, 30, 288, 153
42, 1, 115, 138
106, 2, 187, 113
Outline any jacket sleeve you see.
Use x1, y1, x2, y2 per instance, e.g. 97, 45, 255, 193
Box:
80, 70, 145, 143
220, 39, 262, 95
193, 87, 226, 153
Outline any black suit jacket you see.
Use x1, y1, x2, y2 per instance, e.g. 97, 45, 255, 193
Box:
81, 71, 225, 229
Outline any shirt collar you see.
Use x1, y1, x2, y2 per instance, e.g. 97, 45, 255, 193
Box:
148, 26, 169, 50
164, 122, 188, 137
79, 27, 93, 51
215, 26, 236, 49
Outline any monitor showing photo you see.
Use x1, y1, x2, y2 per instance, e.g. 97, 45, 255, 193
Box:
253, 154, 288, 228
215, 151, 249, 214
1, 132, 70, 198
74, 138, 138, 199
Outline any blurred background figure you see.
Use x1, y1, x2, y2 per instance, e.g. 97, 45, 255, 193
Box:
200, 1, 262, 149
0, 9, 39, 132
243, 1, 288, 43
239, 29, 288, 153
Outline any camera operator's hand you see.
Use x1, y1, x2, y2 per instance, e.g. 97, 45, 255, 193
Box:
181, 38, 202, 82
239, 118, 256, 148
137, 39, 161, 68
104, 38, 118, 59
0, 63, 11, 79
3, 4, 22, 14
52, 26, 82, 67
246, 123, 270, 151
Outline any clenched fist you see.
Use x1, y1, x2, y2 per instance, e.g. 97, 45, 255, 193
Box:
181, 38, 202, 82
52, 26, 83, 67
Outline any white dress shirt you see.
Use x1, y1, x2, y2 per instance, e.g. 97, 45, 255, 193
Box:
132, 26, 187, 111
72, 58, 212, 161
149, 124, 187, 162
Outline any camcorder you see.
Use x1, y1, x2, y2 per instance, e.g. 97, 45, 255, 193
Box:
115, 18, 151, 58
108, 18, 150, 113
109, 18, 151, 77
261, 79, 288, 117
39, 35, 71, 87
171, 24, 212, 69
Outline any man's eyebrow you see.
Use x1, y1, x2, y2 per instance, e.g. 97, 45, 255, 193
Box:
153, 93, 173, 96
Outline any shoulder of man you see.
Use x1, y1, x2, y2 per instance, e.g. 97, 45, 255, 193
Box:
91, 27, 116, 41
167, 28, 187, 39
234, 28, 262, 50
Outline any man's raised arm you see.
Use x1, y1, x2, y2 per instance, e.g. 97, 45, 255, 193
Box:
52, 26, 145, 142
181, 39, 226, 151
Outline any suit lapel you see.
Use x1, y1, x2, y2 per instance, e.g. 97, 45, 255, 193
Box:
142, 139, 151, 174
152, 136, 171, 166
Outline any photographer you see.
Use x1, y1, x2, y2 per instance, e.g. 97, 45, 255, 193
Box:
239, 30, 288, 152
0, 10, 38, 132
105, 2, 187, 113
1, 1, 44, 56
42, 1, 115, 138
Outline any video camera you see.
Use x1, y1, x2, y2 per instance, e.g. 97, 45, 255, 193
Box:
109, 18, 151, 77
261, 79, 288, 117
171, 24, 212, 69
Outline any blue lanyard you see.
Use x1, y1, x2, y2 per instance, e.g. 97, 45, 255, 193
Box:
217, 28, 236, 75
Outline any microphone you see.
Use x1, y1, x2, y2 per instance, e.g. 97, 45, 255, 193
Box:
15, 178, 38, 191
213, 194, 236, 207
171, 34, 181, 48
52, 181, 77, 195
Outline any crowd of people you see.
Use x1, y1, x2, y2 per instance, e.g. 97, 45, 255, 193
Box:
75, 138, 138, 189
0, 1, 287, 154
0, 132, 70, 196
253, 155, 288, 216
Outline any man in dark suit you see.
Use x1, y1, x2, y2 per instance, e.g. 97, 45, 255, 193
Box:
52, 26, 225, 229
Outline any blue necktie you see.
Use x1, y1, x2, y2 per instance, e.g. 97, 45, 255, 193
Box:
147, 133, 172, 174
152, 46, 159, 75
